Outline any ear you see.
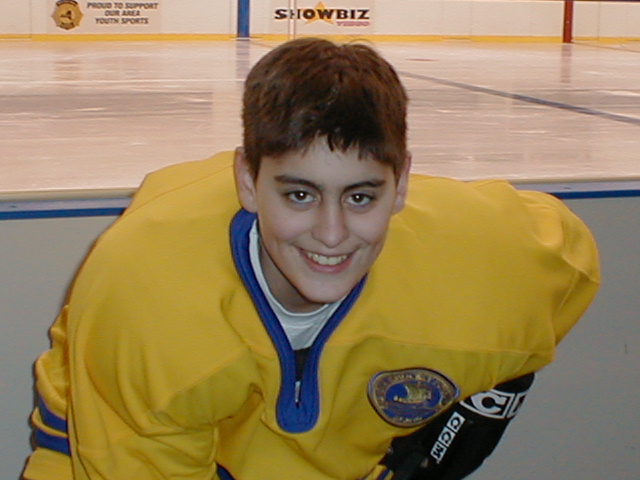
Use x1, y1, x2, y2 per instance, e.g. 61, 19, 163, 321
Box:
392, 152, 412, 214
234, 147, 259, 213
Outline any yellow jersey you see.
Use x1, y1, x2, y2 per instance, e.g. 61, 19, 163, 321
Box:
24, 151, 599, 480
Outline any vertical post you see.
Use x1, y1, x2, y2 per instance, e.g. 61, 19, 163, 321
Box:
238, 0, 250, 39
288, 0, 297, 39
563, 0, 574, 43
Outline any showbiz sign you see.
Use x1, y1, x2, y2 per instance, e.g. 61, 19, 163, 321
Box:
272, 1, 373, 33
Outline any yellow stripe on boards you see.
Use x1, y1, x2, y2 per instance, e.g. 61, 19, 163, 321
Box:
3, 33, 639, 43
26, 33, 235, 42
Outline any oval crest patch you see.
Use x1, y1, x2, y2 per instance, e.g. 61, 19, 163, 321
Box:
367, 368, 459, 427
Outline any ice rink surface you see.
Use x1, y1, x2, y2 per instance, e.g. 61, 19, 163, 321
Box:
1, 38, 640, 198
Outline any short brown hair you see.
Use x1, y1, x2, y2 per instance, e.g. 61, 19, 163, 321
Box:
242, 37, 408, 178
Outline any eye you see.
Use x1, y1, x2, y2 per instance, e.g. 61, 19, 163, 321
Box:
286, 190, 315, 204
346, 193, 374, 207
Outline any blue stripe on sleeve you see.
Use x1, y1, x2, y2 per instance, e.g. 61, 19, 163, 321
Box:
34, 428, 71, 456
39, 398, 68, 434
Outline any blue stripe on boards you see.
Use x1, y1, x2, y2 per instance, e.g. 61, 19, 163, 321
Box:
0, 197, 129, 220
1, 182, 638, 222
515, 180, 640, 199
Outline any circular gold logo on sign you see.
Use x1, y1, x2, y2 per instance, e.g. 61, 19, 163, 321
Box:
368, 368, 459, 427
53, 0, 83, 30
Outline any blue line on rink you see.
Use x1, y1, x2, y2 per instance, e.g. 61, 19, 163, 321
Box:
399, 71, 640, 127
1, 181, 638, 220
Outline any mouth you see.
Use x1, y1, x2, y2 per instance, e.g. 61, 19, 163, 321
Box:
303, 250, 351, 267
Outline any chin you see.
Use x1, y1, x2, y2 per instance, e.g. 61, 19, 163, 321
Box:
299, 283, 355, 305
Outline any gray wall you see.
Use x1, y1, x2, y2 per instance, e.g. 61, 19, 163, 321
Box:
1, 215, 118, 480
1, 195, 638, 480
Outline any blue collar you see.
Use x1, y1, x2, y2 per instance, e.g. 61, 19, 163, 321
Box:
230, 209, 366, 432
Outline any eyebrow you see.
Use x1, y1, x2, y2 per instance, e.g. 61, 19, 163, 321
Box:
274, 175, 387, 192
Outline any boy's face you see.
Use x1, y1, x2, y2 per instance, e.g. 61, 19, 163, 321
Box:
235, 140, 410, 313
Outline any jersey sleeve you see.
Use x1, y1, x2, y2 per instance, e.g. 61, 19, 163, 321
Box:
67, 370, 231, 480
63, 262, 254, 480
33, 152, 249, 479
23, 309, 74, 480
516, 189, 600, 343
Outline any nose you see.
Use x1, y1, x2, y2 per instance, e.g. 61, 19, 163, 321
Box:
311, 203, 349, 248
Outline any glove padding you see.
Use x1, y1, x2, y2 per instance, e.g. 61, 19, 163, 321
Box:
381, 373, 535, 480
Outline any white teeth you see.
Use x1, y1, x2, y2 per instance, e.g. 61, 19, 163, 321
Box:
306, 252, 349, 266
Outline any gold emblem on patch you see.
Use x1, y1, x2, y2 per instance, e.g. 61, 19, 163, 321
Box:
368, 368, 459, 427
53, 0, 83, 30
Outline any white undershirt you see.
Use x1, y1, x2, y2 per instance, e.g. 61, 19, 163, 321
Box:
249, 221, 342, 350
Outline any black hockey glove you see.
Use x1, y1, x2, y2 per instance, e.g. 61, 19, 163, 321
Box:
381, 373, 535, 480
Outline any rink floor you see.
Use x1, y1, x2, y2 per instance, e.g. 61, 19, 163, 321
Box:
1, 38, 640, 199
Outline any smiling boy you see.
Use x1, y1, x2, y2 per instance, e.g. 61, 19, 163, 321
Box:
24, 38, 599, 480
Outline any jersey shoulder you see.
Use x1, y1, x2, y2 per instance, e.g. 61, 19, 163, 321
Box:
125, 150, 237, 217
